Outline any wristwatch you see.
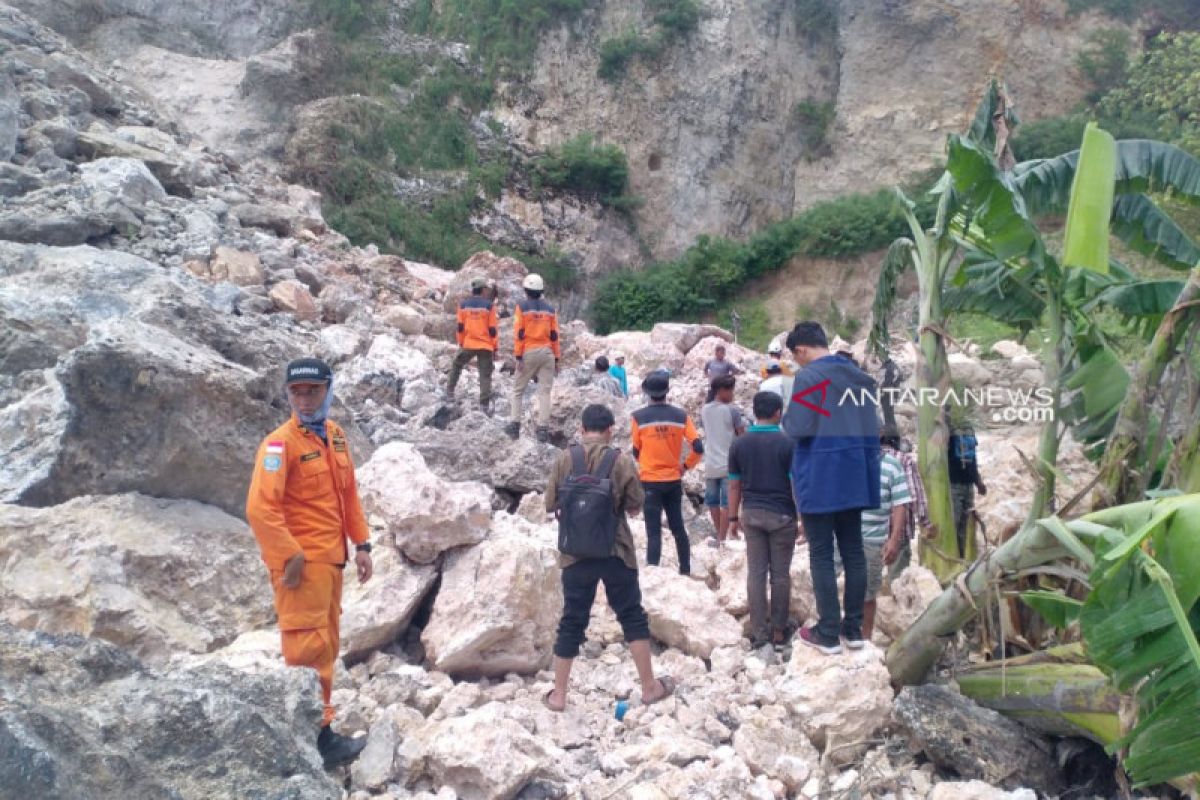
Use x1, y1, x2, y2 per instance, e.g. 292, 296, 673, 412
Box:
355, 543, 373, 553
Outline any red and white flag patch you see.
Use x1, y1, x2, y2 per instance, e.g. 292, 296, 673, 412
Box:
266, 441, 285, 454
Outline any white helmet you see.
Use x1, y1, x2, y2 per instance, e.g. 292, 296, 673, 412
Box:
767, 341, 782, 356
522, 274, 545, 292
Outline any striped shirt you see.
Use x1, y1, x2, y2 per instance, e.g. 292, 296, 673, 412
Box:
860, 453, 912, 541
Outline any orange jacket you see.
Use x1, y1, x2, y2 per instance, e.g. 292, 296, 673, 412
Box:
246, 416, 369, 571
631, 403, 703, 482
457, 295, 499, 351
514, 297, 560, 358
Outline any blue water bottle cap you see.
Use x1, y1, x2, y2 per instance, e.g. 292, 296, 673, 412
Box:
614, 700, 629, 721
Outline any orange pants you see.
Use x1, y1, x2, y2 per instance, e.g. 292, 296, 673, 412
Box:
270, 561, 343, 726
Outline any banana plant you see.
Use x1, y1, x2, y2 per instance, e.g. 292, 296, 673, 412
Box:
957, 495, 1200, 791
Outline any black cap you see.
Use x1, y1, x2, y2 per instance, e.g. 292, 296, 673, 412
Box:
642, 370, 670, 397
285, 357, 332, 385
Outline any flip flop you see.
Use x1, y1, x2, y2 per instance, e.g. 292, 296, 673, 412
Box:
642, 675, 676, 706
543, 689, 565, 713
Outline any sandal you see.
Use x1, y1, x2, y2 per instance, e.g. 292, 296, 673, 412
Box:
543, 689, 565, 713
642, 675, 676, 706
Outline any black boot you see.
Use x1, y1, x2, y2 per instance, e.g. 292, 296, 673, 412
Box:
535, 426, 550, 444
317, 724, 367, 770
505, 421, 520, 440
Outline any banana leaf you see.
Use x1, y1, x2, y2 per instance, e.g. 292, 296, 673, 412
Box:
1062, 122, 1115, 274
1110, 194, 1200, 271
868, 237, 917, 359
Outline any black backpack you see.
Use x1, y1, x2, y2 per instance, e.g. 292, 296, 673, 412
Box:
556, 445, 620, 559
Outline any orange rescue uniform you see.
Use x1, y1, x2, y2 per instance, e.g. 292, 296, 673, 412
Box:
513, 297, 561, 359
456, 295, 499, 351
246, 416, 369, 726
630, 404, 703, 482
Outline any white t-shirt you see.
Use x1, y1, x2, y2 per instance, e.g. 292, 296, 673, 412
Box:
761, 374, 794, 410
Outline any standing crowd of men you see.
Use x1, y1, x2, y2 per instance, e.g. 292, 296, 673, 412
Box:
244, 274, 987, 768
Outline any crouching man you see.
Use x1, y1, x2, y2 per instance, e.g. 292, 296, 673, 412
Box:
246, 358, 374, 769
543, 404, 675, 712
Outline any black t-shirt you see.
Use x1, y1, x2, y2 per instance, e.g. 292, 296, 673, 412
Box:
728, 426, 796, 516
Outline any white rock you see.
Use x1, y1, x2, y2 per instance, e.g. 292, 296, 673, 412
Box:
990, 340, 1028, 360
421, 520, 561, 677
357, 442, 492, 564
947, 352, 993, 388
875, 564, 943, 642
269, 278, 319, 321
317, 324, 365, 364
396, 703, 560, 800
779, 642, 894, 764
351, 712, 401, 790
340, 545, 438, 661
928, 781, 1037, 800
734, 713, 820, 791
0, 494, 272, 665
639, 567, 744, 659
78, 157, 167, 207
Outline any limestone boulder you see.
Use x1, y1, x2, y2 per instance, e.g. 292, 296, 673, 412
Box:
947, 352, 992, 389
779, 642, 894, 764
694, 540, 750, 617
421, 517, 561, 677
650, 322, 733, 355
339, 334, 435, 411
0, 624, 339, 800
209, 246, 265, 286
733, 711, 821, 791
269, 278, 319, 321
340, 546, 438, 662
357, 442, 492, 564
442, 251, 528, 314
77, 157, 167, 207
639, 567, 744, 658
875, 564, 943, 642
396, 703, 560, 800
0, 494, 273, 664
400, 411, 557, 493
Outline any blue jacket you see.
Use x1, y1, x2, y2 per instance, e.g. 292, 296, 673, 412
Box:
782, 354, 881, 514
608, 365, 628, 397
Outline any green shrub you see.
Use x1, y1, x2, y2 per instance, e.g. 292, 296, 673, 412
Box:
535, 133, 632, 205
1099, 31, 1200, 154
1011, 112, 1162, 161
793, 0, 839, 42
1077, 28, 1131, 104
1066, 0, 1200, 29
591, 183, 936, 333
713, 300, 773, 351
649, 0, 703, 40
598, 30, 655, 82
794, 98, 835, 161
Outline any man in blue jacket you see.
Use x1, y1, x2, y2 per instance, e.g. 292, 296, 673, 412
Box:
782, 322, 881, 655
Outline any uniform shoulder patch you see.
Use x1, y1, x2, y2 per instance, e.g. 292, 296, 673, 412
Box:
265, 440, 285, 455
263, 454, 283, 472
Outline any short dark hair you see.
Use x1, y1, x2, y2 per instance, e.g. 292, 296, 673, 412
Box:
581, 404, 615, 432
880, 422, 902, 449
711, 374, 736, 392
752, 391, 783, 420
595, 355, 610, 372
786, 321, 828, 350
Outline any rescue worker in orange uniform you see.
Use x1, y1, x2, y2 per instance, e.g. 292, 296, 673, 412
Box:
507, 273, 561, 443
631, 370, 704, 574
246, 358, 374, 770
447, 276, 499, 412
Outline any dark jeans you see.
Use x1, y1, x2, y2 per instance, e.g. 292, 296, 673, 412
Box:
743, 506, 797, 639
554, 557, 650, 659
642, 480, 690, 575
951, 482, 974, 557
447, 348, 494, 403
802, 508, 866, 643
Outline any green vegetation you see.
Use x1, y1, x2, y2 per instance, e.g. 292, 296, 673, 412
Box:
533, 133, 634, 207
592, 184, 936, 333
302, 0, 604, 278
792, 0, 839, 43
794, 99, 835, 161
409, 0, 588, 77
596, 0, 703, 81
713, 300, 773, 351
1066, 0, 1200, 29
1077, 28, 1131, 104
1099, 31, 1200, 154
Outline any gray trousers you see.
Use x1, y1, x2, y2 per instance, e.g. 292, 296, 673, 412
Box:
511, 347, 555, 426
743, 506, 798, 639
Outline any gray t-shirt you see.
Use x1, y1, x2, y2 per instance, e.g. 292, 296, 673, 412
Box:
705, 358, 736, 380
701, 401, 745, 479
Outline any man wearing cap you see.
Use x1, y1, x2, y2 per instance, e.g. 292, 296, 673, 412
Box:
608, 353, 629, 398
760, 359, 795, 412
509, 273, 561, 443
631, 370, 704, 574
447, 276, 499, 412
246, 358, 374, 769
